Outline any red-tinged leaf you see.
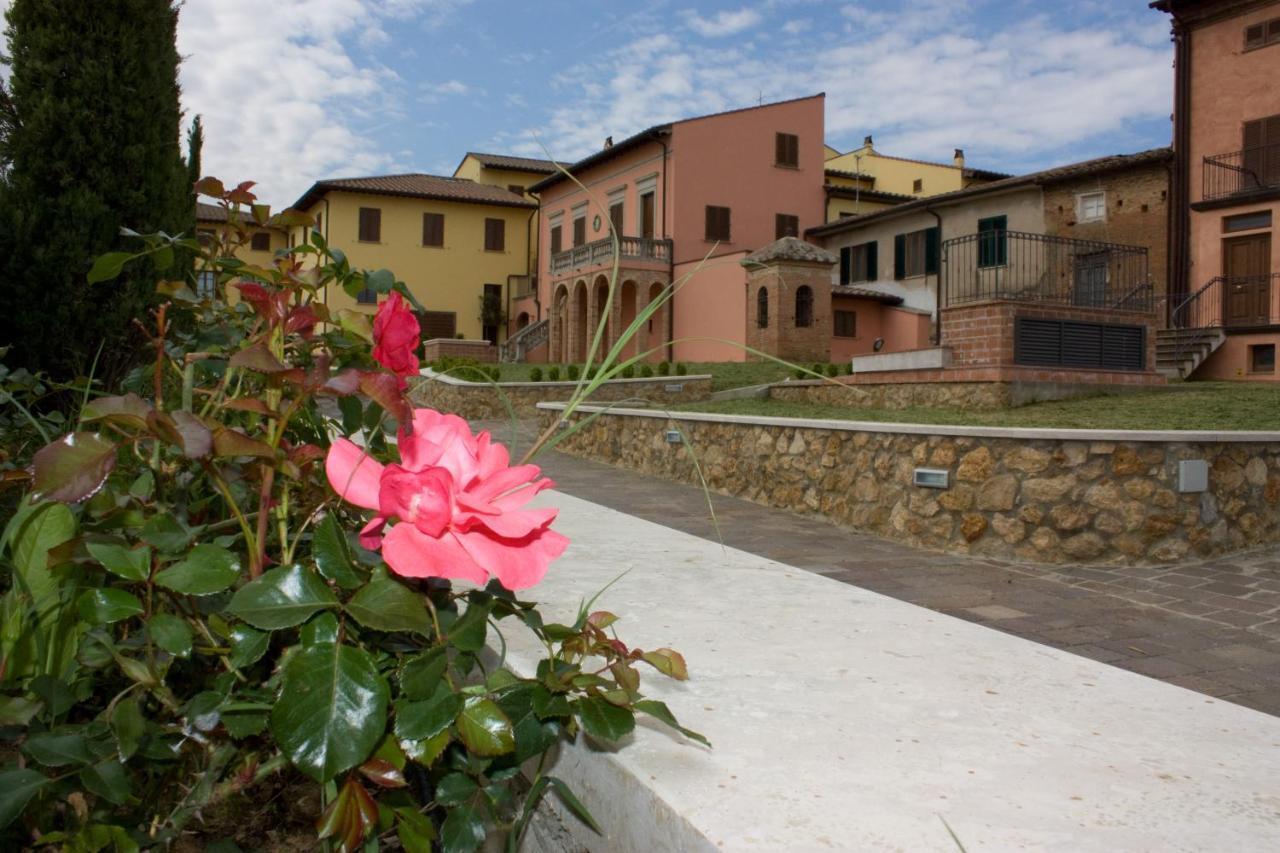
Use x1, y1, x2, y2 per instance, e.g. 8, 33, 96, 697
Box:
193, 176, 225, 198
610, 661, 640, 692
640, 648, 688, 681
587, 611, 618, 630
224, 398, 277, 416
285, 305, 318, 337
358, 371, 411, 430
320, 369, 361, 396
229, 342, 288, 373
251, 203, 271, 225
316, 778, 378, 852
226, 181, 257, 205
212, 427, 275, 459
1, 469, 32, 490
148, 411, 212, 458
81, 393, 154, 431
276, 368, 308, 386
358, 758, 406, 789
268, 208, 316, 229
287, 443, 324, 467
32, 432, 117, 503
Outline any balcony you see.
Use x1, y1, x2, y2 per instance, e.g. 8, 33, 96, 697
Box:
509, 275, 536, 301
941, 230, 1153, 313
549, 236, 672, 276
1201, 143, 1280, 205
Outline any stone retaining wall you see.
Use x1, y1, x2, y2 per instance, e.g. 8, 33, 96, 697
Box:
770, 375, 1163, 411
421, 338, 496, 362
412, 373, 712, 420
539, 404, 1280, 565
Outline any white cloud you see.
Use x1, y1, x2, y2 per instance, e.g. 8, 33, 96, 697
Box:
683, 7, 762, 38
781, 19, 811, 35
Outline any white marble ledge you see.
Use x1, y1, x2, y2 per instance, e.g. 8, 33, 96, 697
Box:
496, 490, 1280, 852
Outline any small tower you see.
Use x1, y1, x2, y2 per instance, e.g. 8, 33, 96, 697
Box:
742, 237, 837, 363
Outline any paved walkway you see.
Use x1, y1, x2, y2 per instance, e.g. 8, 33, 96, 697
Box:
485, 419, 1280, 717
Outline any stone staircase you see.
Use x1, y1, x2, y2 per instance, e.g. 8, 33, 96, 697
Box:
498, 318, 548, 362
1155, 327, 1226, 379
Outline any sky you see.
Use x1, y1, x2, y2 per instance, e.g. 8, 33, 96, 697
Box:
3, 0, 1177, 209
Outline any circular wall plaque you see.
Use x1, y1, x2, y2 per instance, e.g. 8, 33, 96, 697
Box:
592, 214, 602, 232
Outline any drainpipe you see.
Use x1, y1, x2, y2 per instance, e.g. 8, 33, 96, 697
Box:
1169, 17, 1192, 315
927, 204, 944, 347
660, 133, 675, 363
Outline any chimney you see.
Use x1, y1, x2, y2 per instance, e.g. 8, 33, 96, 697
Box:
604, 136, 613, 149
954, 148, 965, 168
863, 134, 874, 149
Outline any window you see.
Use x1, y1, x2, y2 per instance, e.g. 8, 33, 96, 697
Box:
196, 271, 217, 300
840, 241, 878, 284
1242, 114, 1280, 188
422, 212, 444, 247
358, 207, 381, 242
197, 227, 217, 247
507, 184, 525, 196
1073, 251, 1111, 307
1077, 192, 1106, 223
640, 192, 655, 238
1244, 18, 1280, 50
610, 201, 624, 236
482, 283, 502, 344
705, 205, 731, 241
550, 224, 563, 255
1251, 343, 1276, 373
775, 213, 799, 239
977, 215, 1008, 267
1224, 211, 1273, 232
250, 232, 271, 252
356, 287, 378, 305
913, 178, 923, 194
757, 287, 769, 328
834, 310, 857, 338
795, 285, 813, 328
893, 227, 939, 279
484, 217, 505, 251
420, 311, 456, 340
572, 216, 586, 247
316, 212, 323, 234
775, 132, 799, 168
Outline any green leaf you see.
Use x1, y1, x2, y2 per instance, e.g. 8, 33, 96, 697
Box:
86, 542, 151, 581
455, 697, 514, 758
80, 759, 132, 805
80, 393, 154, 432
576, 696, 634, 743
366, 268, 396, 294
399, 730, 450, 766
112, 698, 146, 760
395, 683, 462, 742
222, 710, 269, 739
140, 514, 191, 554
31, 432, 117, 503
228, 564, 338, 630
400, 648, 448, 701
148, 613, 193, 658
0, 695, 43, 726
531, 686, 572, 719
271, 642, 389, 783
301, 611, 340, 645
87, 251, 133, 284
545, 776, 602, 834
313, 514, 363, 589
78, 588, 144, 624
440, 802, 485, 853
634, 699, 710, 747
0, 768, 51, 828
345, 568, 433, 636
435, 772, 478, 807
23, 731, 94, 767
228, 625, 269, 668
155, 544, 241, 595
448, 601, 490, 653
396, 807, 437, 853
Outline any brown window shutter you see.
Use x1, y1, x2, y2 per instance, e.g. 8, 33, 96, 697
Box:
775, 133, 786, 165
573, 216, 586, 247
640, 193, 655, 238
1246, 23, 1265, 49
705, 206, 715, 240
610, 202, 624, 236
250, 232, 271, 251
550, 225, 562, 255
1244, 118, 1264, 151
358, 207, 381, 242
484, 218, 504, 251
789, 134, 799, 167
422, 213, 444, 246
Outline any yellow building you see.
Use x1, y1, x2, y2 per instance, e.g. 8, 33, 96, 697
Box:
823, 135, 1009, 222
289, 172, 540, 344
196, 202, 287, 299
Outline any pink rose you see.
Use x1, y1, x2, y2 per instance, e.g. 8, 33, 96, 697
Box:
372, 291, 421, 389
325, 408, 568, 590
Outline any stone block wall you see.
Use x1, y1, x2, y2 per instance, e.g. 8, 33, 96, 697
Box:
421, 338, 496, 363
541, 405, 1280, 566
745, 261, 833, 364
411, 374, 712, 420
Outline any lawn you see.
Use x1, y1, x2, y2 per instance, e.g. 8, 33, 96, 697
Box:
491, 360, 797, 391
676, 381, 1280, 431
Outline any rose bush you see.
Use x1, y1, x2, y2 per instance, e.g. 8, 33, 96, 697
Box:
0, 178, 703, 852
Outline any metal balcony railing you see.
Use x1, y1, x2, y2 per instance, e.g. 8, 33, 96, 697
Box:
941, 230, 1153, 312
1203, 143, 1280, 202
1169, 273, 1280, 331
549, 236, 672, 275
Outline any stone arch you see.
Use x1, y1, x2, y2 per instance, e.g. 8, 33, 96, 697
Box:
757, 286, 769, 328
516, 311, 530, 330
572, 279, 588, 363
795, 284, 814, 328
550, 283, 570, 363
590, 274, 612, 358
619, 279, 638, 359
645, 280, 670, 362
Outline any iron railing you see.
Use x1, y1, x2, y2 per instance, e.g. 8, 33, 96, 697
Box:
1169, 273, 1280, 330
549, 236, 672, 275
1203, 143, 1280, 202
941, 230, 1153, 312
498, 318, 549, 363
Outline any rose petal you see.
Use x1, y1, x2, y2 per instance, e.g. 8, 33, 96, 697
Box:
326, 438, 383, 510
382, 523, 489, 585
454, 527, 569, 591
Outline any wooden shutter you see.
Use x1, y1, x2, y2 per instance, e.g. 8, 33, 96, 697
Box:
550, 225, 562, 255
866, 241, 878, 281
610, 202, 624, 236
894, 234, 906, 280
640, 193, 655, 238
925, 227, 940, 276
1246, 22, 1266, 49
484, 218, 505, 251
573, 216, 586, 247
706, 206, 730, 240
839, 247, 851, 285
422, 213, 444, 246
358, 207, 380, 242
775, 214, 798, 239
250, 232, 271, 251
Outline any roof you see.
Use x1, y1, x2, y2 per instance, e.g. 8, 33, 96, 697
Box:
196, 202, 281, 228
823, 185, 915, 204
529, 93, 825, 193
742, 236, 837, 266
292, 173, 537, 211
963, 167, 1013, 182
460, 152, 560, 174
831, 285, 904, 304
824, 168, 876, 182
807, 147, 1172, 239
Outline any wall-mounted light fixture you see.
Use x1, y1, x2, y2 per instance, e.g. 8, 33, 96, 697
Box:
913, 468, 949, 489
665, 429, 683, 444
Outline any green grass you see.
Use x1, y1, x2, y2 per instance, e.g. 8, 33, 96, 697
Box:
493, 360, 796, 391
676, 381, 1280, 431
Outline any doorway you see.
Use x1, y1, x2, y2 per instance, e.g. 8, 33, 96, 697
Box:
1223, 233, 1271, 326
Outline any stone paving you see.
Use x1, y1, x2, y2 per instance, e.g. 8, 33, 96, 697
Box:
485, 419, 1280, 717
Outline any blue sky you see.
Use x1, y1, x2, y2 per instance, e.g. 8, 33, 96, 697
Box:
161, 0, 1175, 207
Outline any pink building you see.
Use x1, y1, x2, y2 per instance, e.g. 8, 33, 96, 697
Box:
516, 95, 827, 363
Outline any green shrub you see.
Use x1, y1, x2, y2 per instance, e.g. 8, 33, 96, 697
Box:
567, 364, 581, 380
675, 363, 687, 376
529, 366, 543, 382
640, 364, 654, 378
547, 366, 561, 381
825, 363, 838, 378
793, 367, 806, 379
486, 364, 500, 382
586, 366, 598, 380
621, 364, 635, 379
657, 361, 671, 376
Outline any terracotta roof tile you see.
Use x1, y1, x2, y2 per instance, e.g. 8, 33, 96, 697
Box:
831, 285, 904, 304
466, 152, 561, 174
293, 173, 536, 211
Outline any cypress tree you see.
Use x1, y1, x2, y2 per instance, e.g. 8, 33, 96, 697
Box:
0, 0, 192, 385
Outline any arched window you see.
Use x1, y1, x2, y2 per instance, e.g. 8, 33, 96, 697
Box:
757, 287, 769, 328
795, 285, 813, 328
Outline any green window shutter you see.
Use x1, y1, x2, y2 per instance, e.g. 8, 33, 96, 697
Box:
925, 227, 940, 276
894, 234, 906, 280
840, 247, 851, 284
866, 241, 878, 280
